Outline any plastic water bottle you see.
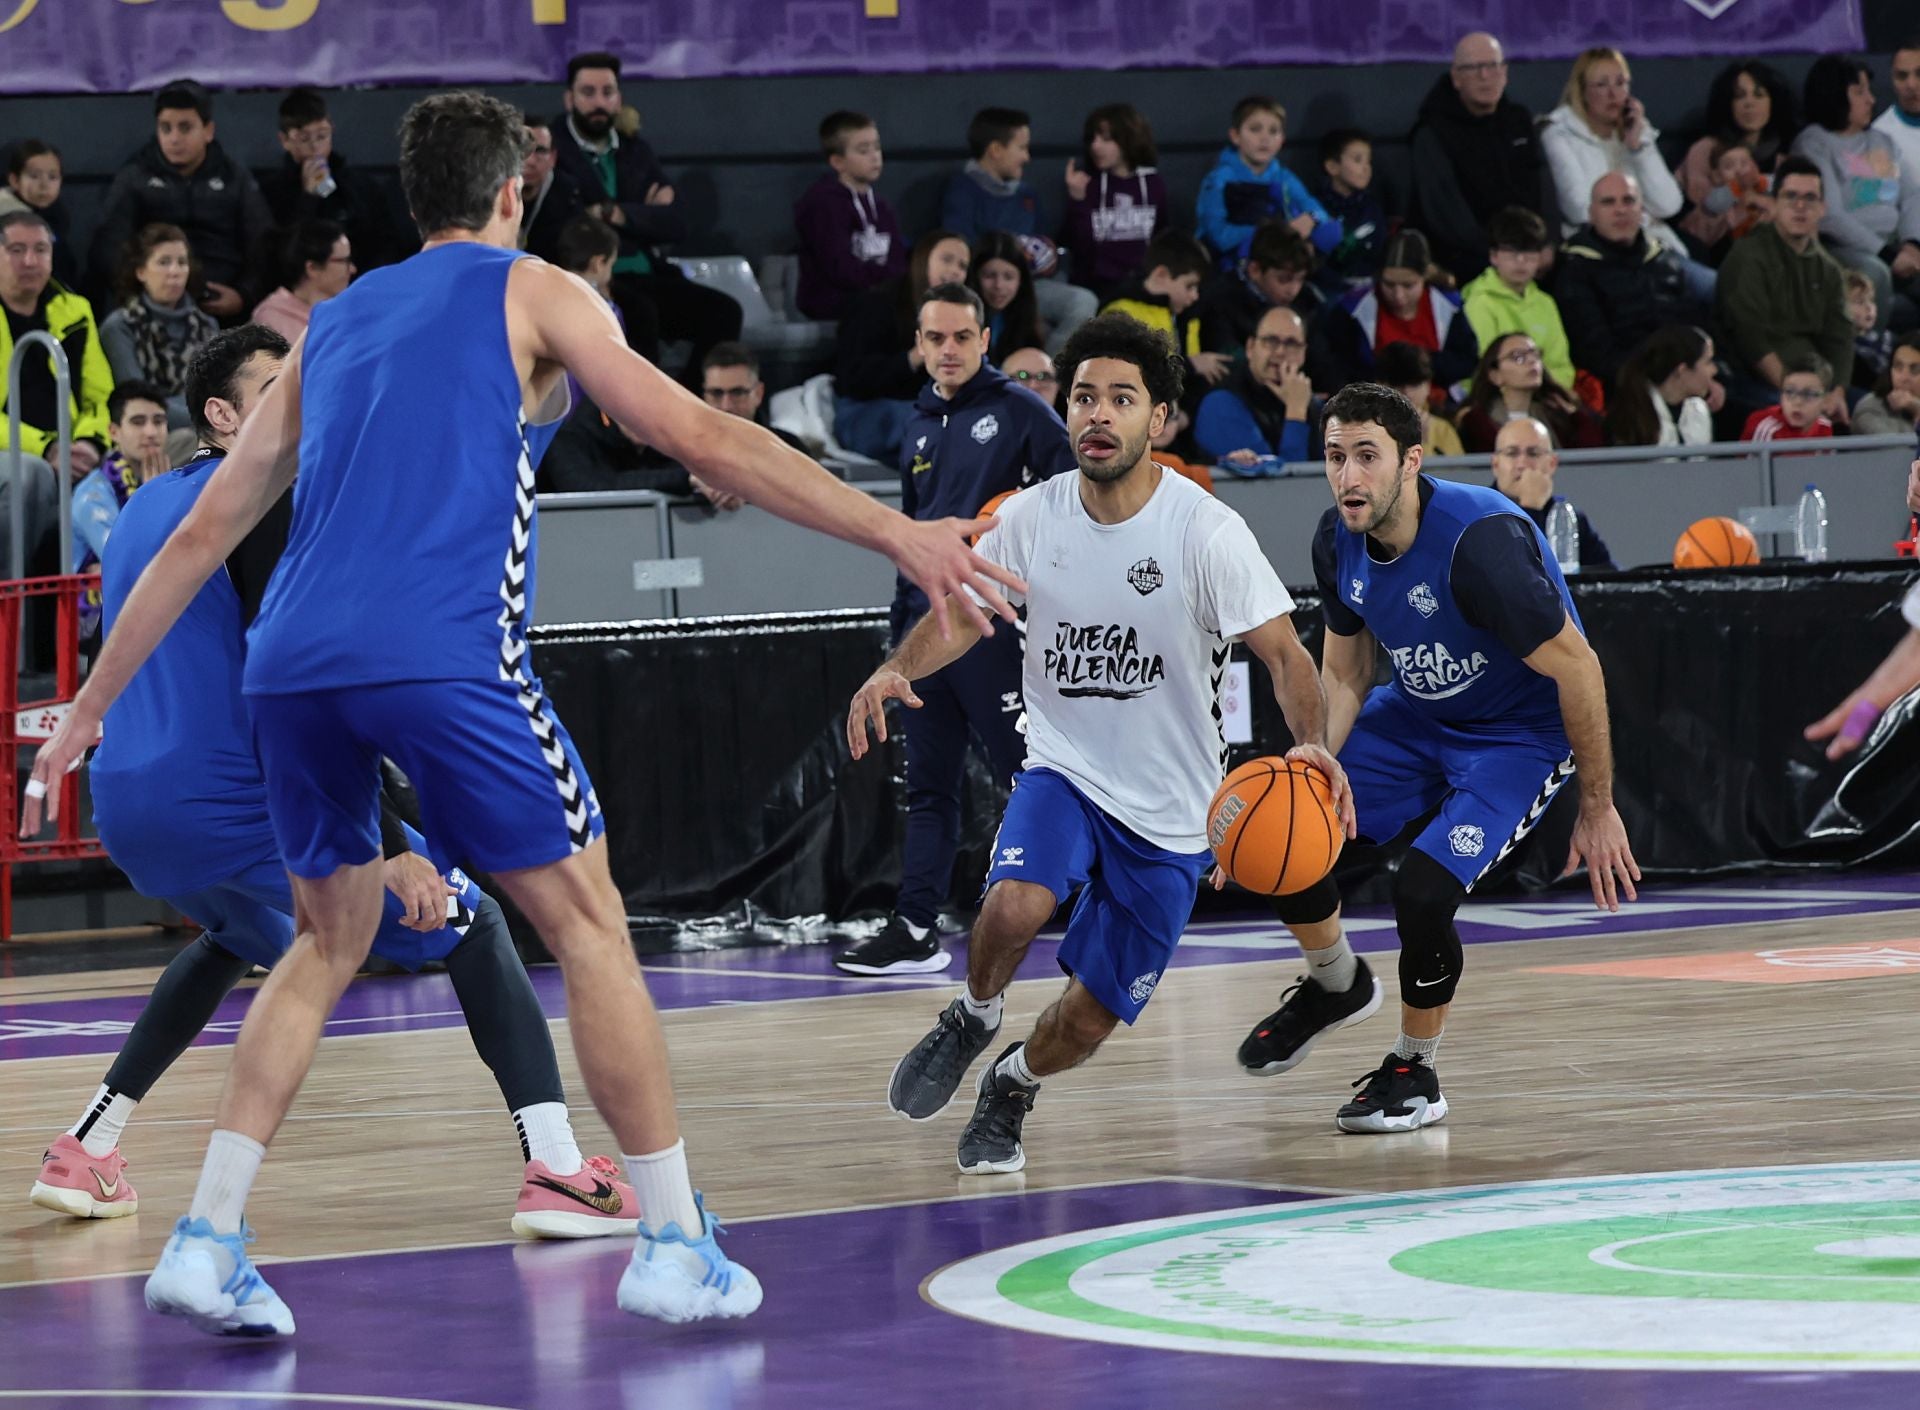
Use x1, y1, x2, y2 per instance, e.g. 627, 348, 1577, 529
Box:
1545, 498, 1580, 574
1795, 484, 1828, 563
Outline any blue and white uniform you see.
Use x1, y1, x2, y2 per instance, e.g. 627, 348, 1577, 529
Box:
243, 242, 587, 879
1318, 475, 1579, 889
974, 466, 1294, 1022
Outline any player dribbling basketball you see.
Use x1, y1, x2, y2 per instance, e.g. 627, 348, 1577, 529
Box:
848, 313, 1353, 1174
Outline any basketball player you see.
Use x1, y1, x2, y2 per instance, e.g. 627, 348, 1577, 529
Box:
25, 92, 1019, 1335
30, 326, 637, 1242
1238, 383, 1638, 1134
848, 313, 1351, 1174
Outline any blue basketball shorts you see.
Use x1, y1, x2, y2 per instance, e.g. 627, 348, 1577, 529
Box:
1341, 689, 1575, 890
984, 768, 1212, 1025
249, 677, 605, 880
164, 823, 485, 972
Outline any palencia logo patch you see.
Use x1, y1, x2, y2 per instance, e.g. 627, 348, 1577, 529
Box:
971, 414, 1000, 444
1128, 557, 1164, 595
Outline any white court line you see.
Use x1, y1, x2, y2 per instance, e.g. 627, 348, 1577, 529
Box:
0, 1394, 515, 1410
641, 964, 950, 986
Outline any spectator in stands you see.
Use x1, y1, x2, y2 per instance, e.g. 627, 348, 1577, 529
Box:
1311, 130, 1387, 292
1149, 404, 1214, 492
1792, 55, 1920, 333
1854, 332, 1920, 438
1099, 232, 1224, 387
73, 380, 168, 574
1000, 345, 1061, 414
1312, 228, 1477, 394
1676, 62, 1796, 257
1409, 32, 1551, 280
833, 229, 971, 462
91, 81, 270, 319
1462, 206, 1574, 387
969, 231, 1047, 359
1376, 342, 1465, 457
1194, 304, 1322, 468
702, 341, 810, 466
1491, 417, 1616, 571
0, 209, 110, 533
1062, 103, 1169, 300
1742, 354, 1836, 441
249, 220, 352, 345
518, 115, 581, 262
1197, 96, 1340, 271
98, 224, 217, 434
1555, 173, 1693, 385
552, 51, 742, 370
1715, 157, 1856, 393
1605, 324, 1720, 447
1876, 41, 1920, 178
794, 111, 905, 321
1458, 332, 1603, 452
0, 141, 78, 289
260, 87, 399, 273
1848, 268, 1894, 389
1195, 221, 1323, 358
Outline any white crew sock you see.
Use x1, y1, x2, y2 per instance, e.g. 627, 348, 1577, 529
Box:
1303, 931, 1358, 994
513, 1102, 584, 1176
187, 1129, 266, 1235
70, 1083, 138, 1157
958, 985, 1003, 1029
624, 1139, 702, 1235
994, 1043, 1039, 1089
1393, 1032, 1442, 1064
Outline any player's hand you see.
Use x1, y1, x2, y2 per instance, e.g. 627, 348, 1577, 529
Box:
1064, 158, 1092, 202
1806, 689, 1886, 760
1206, 864, 1228, 891
21, 704, 100, 835
1564, 802, 1640, 911
847, 668, 921, 759
384, 852, 453, 932
1284, 744, 1358, 839
889, 515, 1025, 641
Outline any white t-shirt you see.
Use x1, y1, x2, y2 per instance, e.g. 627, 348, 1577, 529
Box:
976, 465, 1295, 851
1873, 108, 1920, 199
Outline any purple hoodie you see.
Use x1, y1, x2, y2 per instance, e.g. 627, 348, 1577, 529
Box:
794, 175, 907, 320
1063, 168, 1170, 292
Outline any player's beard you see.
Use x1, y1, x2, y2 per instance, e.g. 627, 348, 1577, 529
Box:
1354, 471, 1408, 537
1076, 424, 1151, 484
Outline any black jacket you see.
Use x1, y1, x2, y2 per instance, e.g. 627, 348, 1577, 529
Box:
834, 281, 921, 402
260, 149, 406, 271
550, 119, 688, 264
1408, 76, 1550, 279
1553, 223, 1690, 385
521, 166, 586, 264
91, 140, 273, 296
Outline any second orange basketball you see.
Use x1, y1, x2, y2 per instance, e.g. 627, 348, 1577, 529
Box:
1207, 757, 1344, 896
1673, 516, 1759, 569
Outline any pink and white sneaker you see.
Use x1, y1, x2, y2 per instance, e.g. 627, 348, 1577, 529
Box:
30, 1134, 138, 1218
511, 1155, 640, 1239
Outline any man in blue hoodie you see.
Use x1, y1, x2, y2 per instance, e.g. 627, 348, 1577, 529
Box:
1196, 96, 1343, 271
834, 282, 1077, 976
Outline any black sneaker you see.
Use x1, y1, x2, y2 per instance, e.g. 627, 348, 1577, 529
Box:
957, 1044, 1036, 1174
887, 998, 1000, 1121
1336, 1051, 1448, 1134
1237, 958, 1382, 1075
835, 915, 952, 976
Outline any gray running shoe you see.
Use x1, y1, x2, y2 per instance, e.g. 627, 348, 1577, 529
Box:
887, 998, 1000, 1121
957, 1044, 1037, 1174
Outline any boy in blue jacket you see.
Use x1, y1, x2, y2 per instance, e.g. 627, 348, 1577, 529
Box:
1197, 96, 1342, 269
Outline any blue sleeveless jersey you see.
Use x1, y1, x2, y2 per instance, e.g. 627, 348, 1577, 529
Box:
1333, 477, 1579, 737
245, 242, 561, 694
89, 458, 276, 895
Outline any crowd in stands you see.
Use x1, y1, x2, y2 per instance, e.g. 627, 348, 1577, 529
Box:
4, 32, 1920, 581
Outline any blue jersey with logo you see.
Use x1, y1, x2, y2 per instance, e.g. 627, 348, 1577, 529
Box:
89, 459, 276, 895
1327, 477, 1578, 738
245, 242, 562, 694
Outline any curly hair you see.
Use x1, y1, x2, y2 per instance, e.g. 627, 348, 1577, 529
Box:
1053, 312, 1186, 409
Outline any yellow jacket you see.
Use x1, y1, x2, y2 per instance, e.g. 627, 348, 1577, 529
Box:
1101, 293, 1202, 358
0, 282, 113, 456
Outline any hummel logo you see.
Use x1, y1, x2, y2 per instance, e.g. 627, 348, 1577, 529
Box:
999, 846, 1025, 866
92, 1169, 120, 1199
530, 1174, 624, 1215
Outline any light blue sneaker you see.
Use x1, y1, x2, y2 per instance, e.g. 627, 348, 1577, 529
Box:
144, 1216, 295, 1337
616, 1194, 762, 1323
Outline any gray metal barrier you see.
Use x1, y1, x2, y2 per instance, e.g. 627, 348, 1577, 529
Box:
5, 329, 72, 580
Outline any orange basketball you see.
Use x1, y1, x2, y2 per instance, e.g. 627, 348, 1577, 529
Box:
973, 489, 1017, 544
1207, 757, 1344, 896
1673, 516, 1759, 569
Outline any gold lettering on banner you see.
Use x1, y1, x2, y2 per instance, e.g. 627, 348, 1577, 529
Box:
220, 0, 320, 32
0, 0, 38, 35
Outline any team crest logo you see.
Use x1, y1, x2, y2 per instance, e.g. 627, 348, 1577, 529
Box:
1448, 824, 1485, 857
1129, 970, 1162, 1003
971, 415, 1000, 444
1350, 578, 1365, 604
1408, 582, 1440, 618
1127, 557, 1164, 596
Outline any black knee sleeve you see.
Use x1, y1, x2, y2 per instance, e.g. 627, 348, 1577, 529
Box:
102, 933, 252, 1102
1394, 851, 1466, 1009
1270, 874, 1341, 927
444, 895, 567, 1113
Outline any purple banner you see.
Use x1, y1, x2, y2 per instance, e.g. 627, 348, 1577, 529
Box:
0, 0, 1865, 97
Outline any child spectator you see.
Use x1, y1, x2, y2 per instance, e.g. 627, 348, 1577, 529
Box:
1853, 332, 1920, 438
1062, 103, 1169, 299
1461, 207, 1574, 386
1195, 221, 1323, 355
1100, 233, 1226, 387
834, 230, 972, 460
250, 219, 353, 344
557, 211, 620, 297
261, 86, 401, 273
794, 110, 906, 320
1605, 324, 1720, 446
0, 141, 78, 288
1312, 228, 1477, 394
1742, 354, 1836, 441
1705, 142, 1774, 245
1846, 269, 1894, 390
98, 223, 219, 432
74, 380, 170, 576
970, 231, 1047, 358
1197, 96, 1341, 268
1457, 331, 1605, 451
1312, 129, 1388, 290
1376, 342, 1466, 457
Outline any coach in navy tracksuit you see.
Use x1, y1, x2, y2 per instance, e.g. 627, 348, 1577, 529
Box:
835, 282, 1076, 975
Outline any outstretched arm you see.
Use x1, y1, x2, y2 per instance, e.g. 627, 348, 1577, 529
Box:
846, 601, 984, 759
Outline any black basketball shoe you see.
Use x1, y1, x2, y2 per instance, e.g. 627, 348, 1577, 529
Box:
887, 998, 1000, 1120
1336, 1051, 1448, 1134
835, 915, 952, 976
957, 1045, 1037, 1175
1237, 958, 1382, 1075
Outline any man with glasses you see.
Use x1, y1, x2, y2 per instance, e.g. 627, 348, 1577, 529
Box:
518, 116, 584, 263
1410, 32, 1553, 280
262, 88, 403, 272
1491, 417, 1614, 570
701, 342, 812, 476
1001, 346, 1061, 411
1194, 305, 1322, 467
1555, 173, 1694, 384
